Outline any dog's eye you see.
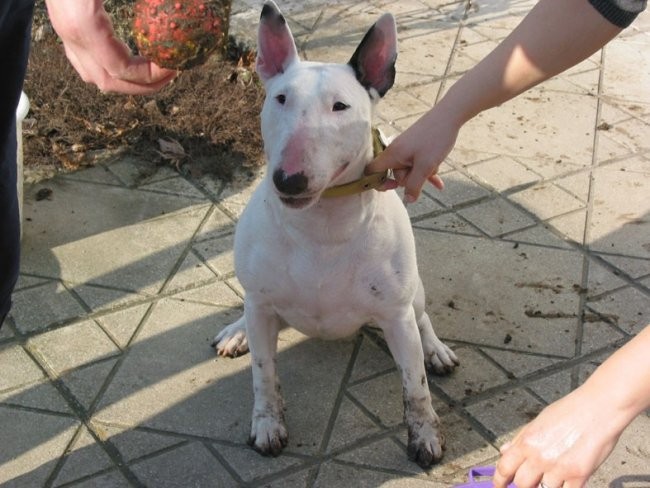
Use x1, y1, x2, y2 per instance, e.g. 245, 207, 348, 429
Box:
276, 94, 286, 105
332, 101, 350, 112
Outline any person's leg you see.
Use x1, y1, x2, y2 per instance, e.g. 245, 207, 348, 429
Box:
0, 0, 35, 326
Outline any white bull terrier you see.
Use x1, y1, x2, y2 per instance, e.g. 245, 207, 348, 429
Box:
213, 0, 459, 468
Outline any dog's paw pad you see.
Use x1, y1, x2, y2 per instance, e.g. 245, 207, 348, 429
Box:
407, 429, 444, 468
249, 417, 288, 457
426, 343, 459, 376
212, 322, 249, 357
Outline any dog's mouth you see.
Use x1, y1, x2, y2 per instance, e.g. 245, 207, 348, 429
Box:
279, 195, 315, 209
276, 162, 351, 209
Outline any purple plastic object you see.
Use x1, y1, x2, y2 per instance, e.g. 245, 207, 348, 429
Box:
452, 466, 517, 487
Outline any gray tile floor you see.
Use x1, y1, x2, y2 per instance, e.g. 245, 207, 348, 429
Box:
2, 1, 649, 486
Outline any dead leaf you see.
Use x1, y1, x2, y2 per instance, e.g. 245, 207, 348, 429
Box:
156, 137, 187, 169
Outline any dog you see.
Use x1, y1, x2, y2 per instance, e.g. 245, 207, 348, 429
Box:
212, 0, 459, 468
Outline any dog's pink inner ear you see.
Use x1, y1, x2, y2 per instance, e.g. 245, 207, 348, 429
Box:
349, 13, 397, 98
256, 3, 298, 81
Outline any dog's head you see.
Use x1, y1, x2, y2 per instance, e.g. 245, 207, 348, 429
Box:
256, 1, 397, 209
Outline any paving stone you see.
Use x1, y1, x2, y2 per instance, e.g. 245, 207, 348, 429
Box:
590, 414, 650, 486
599, 255, 650, 280
526, 369, 574, 405
326, 396, 384, 453
53, 426, 114, 486
588, 286, 650, 335
0, 343, 45, 390
60, 358, 119, 410
348, 369, 450, 428
260, 467, 312, 488
465, 388, 545, 445
416, 231, 584, 356
194, 206, 235, 242
95, 303, 152, 348
104, 156, 178, 187
73, 285, 144, 314
194, 235, 236, 277
21, 178, 209, 294
11, 282, 87, 333
162, 251, 219, 293
554, 171, 592, 204
415, 213, 483, 236
586, 259, 630, 298
510, 183, 585, 222
335, 436, 424, 475
129, 442, 238, 487
428, 171, 490, 208
588, 158, 650, 257
434, 346, 509, 400
94, 299, 255, 440
465, 156, 541, 193
94, 424, 186, 463
348, 334, 396, 383
61, 163, 123, 186
406, 81, 443, 107
0, 409, 78, 487
274, 331, 357, 455
602, 36, 650, 104
139, 176, 207, 200
455, 88, 597, 179
215, 442, 303, 483
546, 209, 588, 245
27, 320, 120, 374
504, 224, 574, 249
479, 348, 558, 380
62, 469, 131, 487
314, 461, 447, 487
0, 379, 71, 415
168, 280, 242, 309
393, 188, 444, 219
458, 198, 535, 237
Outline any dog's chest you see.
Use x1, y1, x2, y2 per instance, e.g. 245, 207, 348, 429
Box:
257, 242, 380, 338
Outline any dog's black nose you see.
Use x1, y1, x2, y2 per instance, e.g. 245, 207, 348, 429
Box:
273, 169, 308, 195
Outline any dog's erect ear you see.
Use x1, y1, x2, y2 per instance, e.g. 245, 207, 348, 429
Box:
348, 14, 397, 98
256, 1, 299, 82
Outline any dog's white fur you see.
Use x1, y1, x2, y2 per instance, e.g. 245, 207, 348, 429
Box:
213, 0, 459, 468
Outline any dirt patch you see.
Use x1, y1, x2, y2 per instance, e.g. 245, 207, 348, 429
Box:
24, 0, 265, 182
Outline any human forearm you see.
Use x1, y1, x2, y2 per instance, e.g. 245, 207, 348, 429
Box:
439, 0, 622, 125
579, 325, 650, 426
494, 325, 650, 488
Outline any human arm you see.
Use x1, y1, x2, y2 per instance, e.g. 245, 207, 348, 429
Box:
493, 325, 650, 488
45, 0, 177, 94
366, 0, 623, 202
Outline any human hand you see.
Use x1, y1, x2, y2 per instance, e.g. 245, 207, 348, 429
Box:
45, 0, 177, 94
365, 104, 461, 202
493, 388, 623, 488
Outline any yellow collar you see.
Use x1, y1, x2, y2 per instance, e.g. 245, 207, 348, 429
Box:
321, 127, 388, 198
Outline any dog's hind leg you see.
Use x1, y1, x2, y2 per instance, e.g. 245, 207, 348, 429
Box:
414, 280, 459, 376
212, 316, 249, 357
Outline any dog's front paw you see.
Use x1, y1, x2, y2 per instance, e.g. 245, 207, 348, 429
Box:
425, 340, 459, 376
406, 419, 445, 468
248, 414, 288, 457
211, 318, 249, 357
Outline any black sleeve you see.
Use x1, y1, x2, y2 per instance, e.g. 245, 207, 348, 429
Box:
588, 0, 647, 27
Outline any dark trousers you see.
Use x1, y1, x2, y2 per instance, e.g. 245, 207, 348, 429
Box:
0, 0, 35, 326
